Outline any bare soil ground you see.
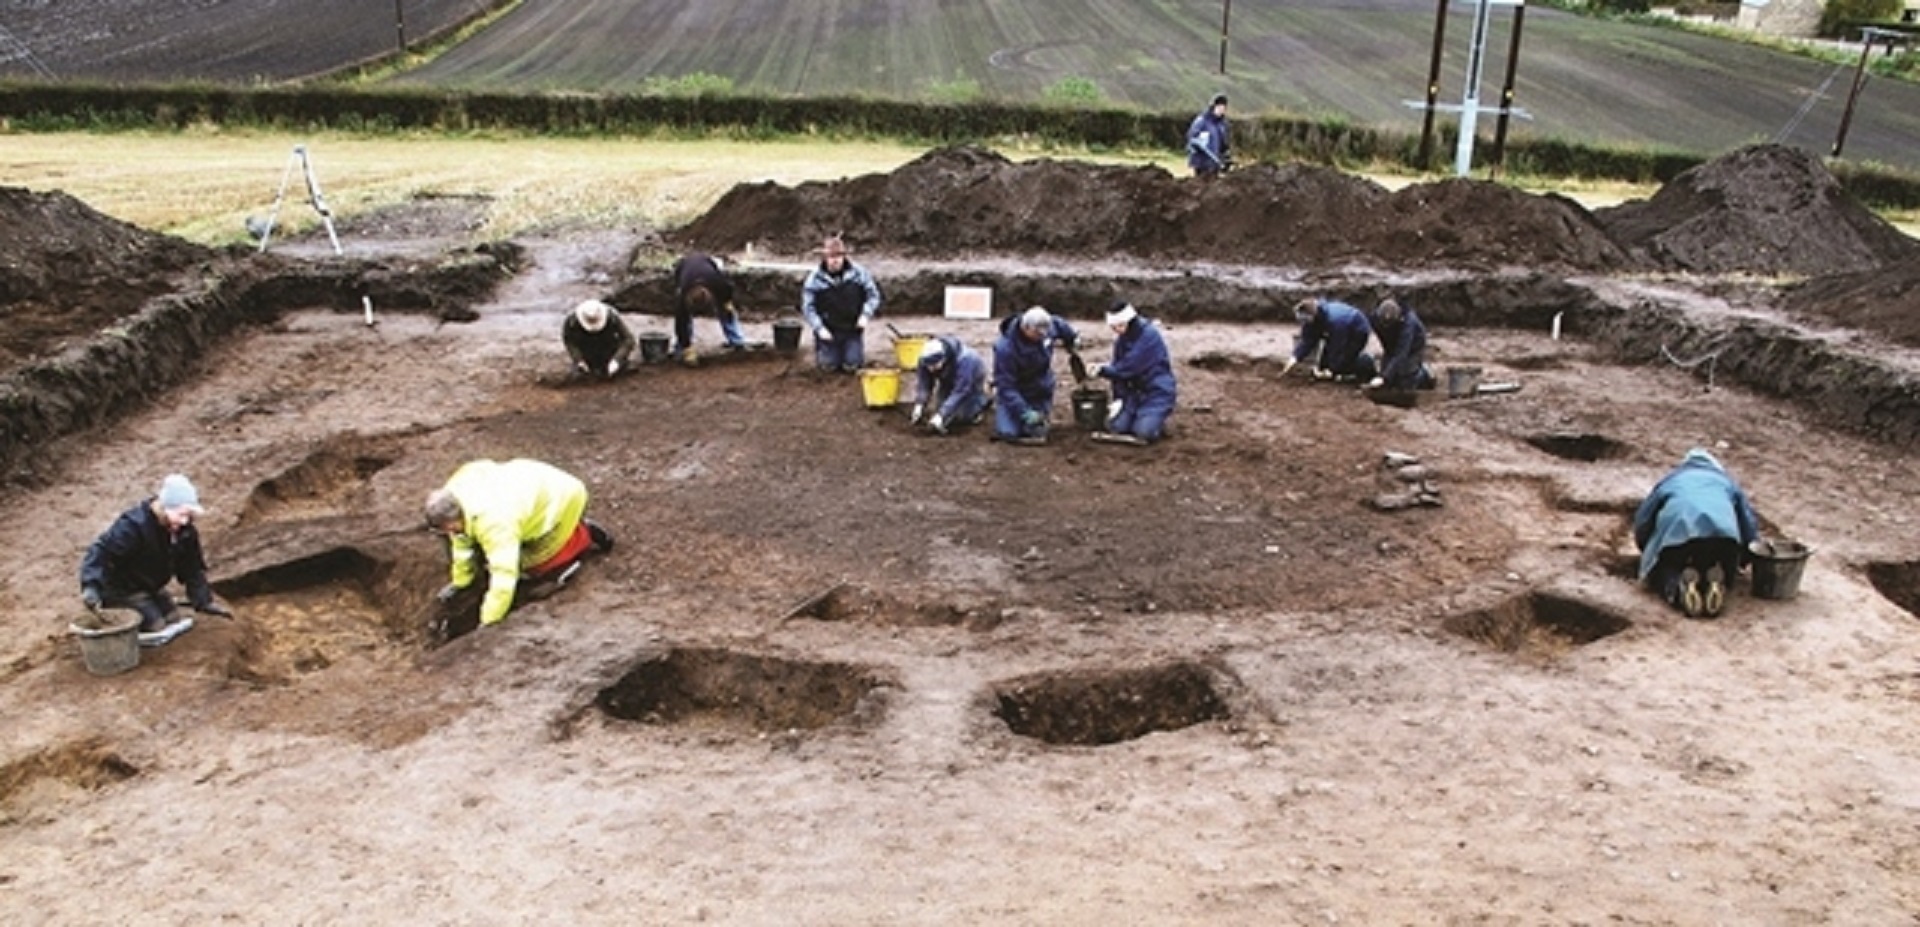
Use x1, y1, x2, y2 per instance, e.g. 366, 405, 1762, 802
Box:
2, 146, 1919, 923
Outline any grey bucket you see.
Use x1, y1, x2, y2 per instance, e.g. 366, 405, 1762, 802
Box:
70, 614, 140, 676
1446, 366, 1483, 398
773, 319, 803, 352
1749, 538, 1813, 600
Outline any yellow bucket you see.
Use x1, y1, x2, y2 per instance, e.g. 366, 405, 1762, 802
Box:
894, 335, 929, 370
859, 368, 902, 407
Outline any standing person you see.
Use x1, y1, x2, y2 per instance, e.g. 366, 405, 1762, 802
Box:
562, 299, 636, 380
1281, 297, 1377, 383
1365, 298, 1436, 391
80, 474, 232, 647
671, 251, 746, 357
424, 459, 614, 629
993, 306, 1081, 445
908, 335, 991, 435
1186, 93, 1231, 178
1634, 449, 1762, 619
1093, 301, 1178, 444
800, 236, 882, 374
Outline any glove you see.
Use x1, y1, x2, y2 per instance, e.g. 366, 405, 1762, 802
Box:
1020, 409, 1045, 428
1365, 376, 1384, 389
856, 316, 869, 330
928, 414, 946, 434
1312, 368, 1334, 381
1280, 359, 1297, 377
81, 587, 102, 611
196, 601, 233, 618
909, 404, 926, 426
435, 583, 462, 603
816, 328, 833, 342
574, 360, 590, 375
606, 359, 621, 376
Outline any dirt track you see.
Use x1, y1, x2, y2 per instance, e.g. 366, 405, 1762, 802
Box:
2, 147, 1919, 922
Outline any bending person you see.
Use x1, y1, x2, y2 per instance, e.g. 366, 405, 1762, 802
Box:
425, 459, 614, 628
1282, 297, 1376, 383
1633, 449, 1761, 619
909, 335, 990, 435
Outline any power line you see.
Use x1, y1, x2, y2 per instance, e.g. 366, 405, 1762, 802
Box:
0, 22, 55, 79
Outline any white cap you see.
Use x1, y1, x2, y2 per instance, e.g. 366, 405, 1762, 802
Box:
1020, 306, 1052, 332
1106, 302, 1137, 327
575, 300, 611, 332
157, 473, 205, 514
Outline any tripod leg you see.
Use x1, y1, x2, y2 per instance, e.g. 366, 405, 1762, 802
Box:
258, 151, 299, 253
300, 149, 343, 256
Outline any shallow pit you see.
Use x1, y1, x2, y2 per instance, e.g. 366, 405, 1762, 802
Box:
1444, 592, 1632, 658
991, 661, 1232, 746
239, 436, 400, 525
0, 738, 138, 805
214, 547, 407, 681
782, 582, 1001, 630
1525, 432, 1627, 462
1867, 561, 1920, 619
596, 647, 889, 733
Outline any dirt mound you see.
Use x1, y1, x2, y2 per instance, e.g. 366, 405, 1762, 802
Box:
1595, 144, 1919, 276
674, 145, 1629, 272
1777, 260, 1920, 349
0, 186, 212, 368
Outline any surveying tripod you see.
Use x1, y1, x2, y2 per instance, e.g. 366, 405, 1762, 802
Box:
257, 144, 342, 255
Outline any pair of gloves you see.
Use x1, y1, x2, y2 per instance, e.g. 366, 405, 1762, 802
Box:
1282, 358, 1335, 381
574, 360, 621, 377
815, 317, 869, 342
909, 404, 948, 434
81, 587, 231, 617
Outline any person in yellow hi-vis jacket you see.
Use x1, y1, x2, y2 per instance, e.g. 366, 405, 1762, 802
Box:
423, 459, 614, 627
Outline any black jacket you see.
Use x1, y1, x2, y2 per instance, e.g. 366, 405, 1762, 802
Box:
79, 499, 214, 607
673, 252, 735, 311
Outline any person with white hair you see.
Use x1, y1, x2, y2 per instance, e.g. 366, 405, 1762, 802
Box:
1092, 300, 1177, 444
800, 236, 883, 374
80, 473, 231, 647
909, 335, 990, 435
562, 299, 636, 379
424, 459, 614, 629
1633, 449, 1762, 618
992, 306, 1081, 445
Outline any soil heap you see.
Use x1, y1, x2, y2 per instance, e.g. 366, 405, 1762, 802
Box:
674, 145, 1630, 272
0, 186, 211, 368
1595, 144, 1919, 277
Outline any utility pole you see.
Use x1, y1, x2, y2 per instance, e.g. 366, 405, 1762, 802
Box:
1488, 1, 1528, 179
395, 0, 407, 54
1453, 0, 1496, 177
1832, 27, 1908, 158
1418, 0, 1449, 168
1219, 0, 1233, 75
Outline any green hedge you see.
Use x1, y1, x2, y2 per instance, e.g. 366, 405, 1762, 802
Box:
3, 81, 1918, 207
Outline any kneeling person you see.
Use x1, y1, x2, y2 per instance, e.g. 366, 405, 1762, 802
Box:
1282, 297, 1376, 383
425, 459, 614, 628
1094, 301, 1177, 443
80, 473, 232, 647
1633, 449, 1761, 618
910, 336, 990, 435
563, 299, 636, 379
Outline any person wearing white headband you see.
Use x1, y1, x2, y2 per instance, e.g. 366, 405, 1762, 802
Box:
1091, 300, 1178, 444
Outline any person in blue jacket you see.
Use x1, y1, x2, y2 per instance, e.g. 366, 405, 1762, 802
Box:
1282, 297, 1377, 382
1364, 298, 1436, 391
1093, 301, 1177, 444
79, 474, 232, 647
908, 335, 990, 435
1633, 449, 1763, 618
1186, 94, 1231, 178
993, 306, 1081, 445
800, 235, 883, 374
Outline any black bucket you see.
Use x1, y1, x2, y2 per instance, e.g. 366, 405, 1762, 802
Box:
1071, 387, 1108, 432
639, 333, 670, 364
1749, 537, 1813, 600
772, 319, 803, 353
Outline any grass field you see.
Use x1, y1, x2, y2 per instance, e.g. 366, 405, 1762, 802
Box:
389, 0, 1920, 172
5, 130, 1916, 247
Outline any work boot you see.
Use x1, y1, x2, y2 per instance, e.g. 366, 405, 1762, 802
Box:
1676, 567, 1705, 618
585, 519, 614, 553
1703, 564, 1726, 618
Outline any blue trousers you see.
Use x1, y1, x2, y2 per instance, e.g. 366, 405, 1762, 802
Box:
1321, 329, 1377, 381
1111, 388, 1176, 442
813, 331, 865, 372
940, 390, 991, 428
